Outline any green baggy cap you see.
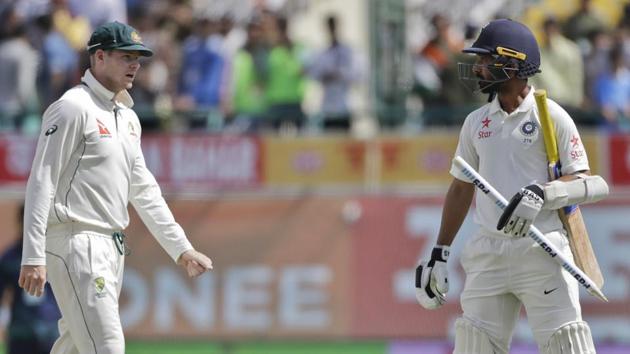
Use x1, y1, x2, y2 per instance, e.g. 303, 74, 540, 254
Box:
87, 21, 153, 57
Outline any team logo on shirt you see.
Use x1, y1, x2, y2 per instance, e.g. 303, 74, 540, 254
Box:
45, 125, 58, 136
520, 121, 537, 136
95, 276, 106, 298
517, 120, 539, 145
97, 119, 112, 138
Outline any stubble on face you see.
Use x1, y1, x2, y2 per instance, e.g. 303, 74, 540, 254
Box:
102, 50, 142, 93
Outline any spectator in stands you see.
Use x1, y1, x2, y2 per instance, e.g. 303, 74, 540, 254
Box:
593, 43, 630, 131
563, 0, 606, 51
176, 16, 225, 131
0, 204, 61, 354
50, 0, 91, 52
34, 13, 79, 109
583, 28, 612, 110
414, 14, 464, 107
128, 8, 174, 131
265, 15, 308, 132
0, 6, 39, 131
68, 0, 127, 28
531, 16, 584, 109
308, 14, 361, 132
414, 14, 478, 126
229, 18, 269, 133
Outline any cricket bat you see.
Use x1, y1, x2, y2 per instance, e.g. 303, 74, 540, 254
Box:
534, 89, 604, 288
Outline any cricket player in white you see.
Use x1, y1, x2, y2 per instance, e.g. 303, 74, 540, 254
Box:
415, 19, 608, 354
18, 22, 213, 354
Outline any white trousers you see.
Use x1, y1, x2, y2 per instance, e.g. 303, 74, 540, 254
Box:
45, 224, 125, 354
459, 230, 583, 353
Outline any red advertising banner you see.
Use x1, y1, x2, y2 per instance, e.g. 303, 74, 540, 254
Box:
0, 135, 37, 183
609, 134, 630, 186
141, 134, 262, 190
0, 134, 262, 190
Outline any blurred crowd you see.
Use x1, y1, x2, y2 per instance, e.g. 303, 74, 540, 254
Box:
1, 0, 629, 134
0, 0, 362, 134
413, 0, 630, 131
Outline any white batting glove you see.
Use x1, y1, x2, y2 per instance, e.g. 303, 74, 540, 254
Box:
415, 246, 450, 310
497, 184, 545, 237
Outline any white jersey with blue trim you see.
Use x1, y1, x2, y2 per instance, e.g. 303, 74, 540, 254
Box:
22, 69, 192, 266
450, 86, 590, 237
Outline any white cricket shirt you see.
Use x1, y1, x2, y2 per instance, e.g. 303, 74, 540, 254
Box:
22, 69, 193, 266
450, 87, 590, 237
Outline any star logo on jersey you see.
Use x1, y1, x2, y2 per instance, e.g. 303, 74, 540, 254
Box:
97, 119, 112, 138
482, 117, 491, 128
570, 135, 580, 148
94, 276, 106, 298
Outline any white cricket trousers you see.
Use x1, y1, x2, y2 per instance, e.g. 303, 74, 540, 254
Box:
459, 229, 583, 353
45, 224, 125, 354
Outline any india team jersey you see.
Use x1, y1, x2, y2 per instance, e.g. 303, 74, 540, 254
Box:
450, 87, 590, 236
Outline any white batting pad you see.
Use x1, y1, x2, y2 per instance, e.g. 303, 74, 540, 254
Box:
542, 321, 596, 354
453, 318, 502, 354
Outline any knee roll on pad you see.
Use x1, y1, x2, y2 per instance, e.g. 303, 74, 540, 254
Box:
453, 318, 499, 354
542, 321, 596, 354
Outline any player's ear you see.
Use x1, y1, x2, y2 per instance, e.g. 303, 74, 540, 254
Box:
94, 49, 106, 63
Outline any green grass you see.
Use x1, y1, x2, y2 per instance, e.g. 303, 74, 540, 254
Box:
125, 341, 386, 354
0, 340, 385, 354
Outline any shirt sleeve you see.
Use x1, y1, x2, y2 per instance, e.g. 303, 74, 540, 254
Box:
549, 100, 590, 175
129, 144, 193, 263
450, 114, 478, 181
22, 99, 86, 265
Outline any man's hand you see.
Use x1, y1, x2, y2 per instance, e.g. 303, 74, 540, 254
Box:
19, 265, 47, 297
415, 246, 449, 310
177, 250, 213, 277
497, 183, 545, 237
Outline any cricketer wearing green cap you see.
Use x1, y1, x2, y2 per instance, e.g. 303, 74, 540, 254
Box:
87, 21, 153, 57
19, 20, 213, 354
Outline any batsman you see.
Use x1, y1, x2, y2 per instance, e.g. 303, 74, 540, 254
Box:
415, 19, 609, 354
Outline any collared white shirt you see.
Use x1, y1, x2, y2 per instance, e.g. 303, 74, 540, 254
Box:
22, 69, 192, 266
450, 86, 590, 236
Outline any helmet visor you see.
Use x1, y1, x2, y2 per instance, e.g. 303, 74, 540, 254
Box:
457, 61, 518, 93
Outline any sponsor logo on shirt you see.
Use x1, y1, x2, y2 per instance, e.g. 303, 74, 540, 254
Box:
570, 135, 580, 148
569, 135, 585, 160
478, 117, 492, 139
45, 125, 58, 136
97, 119, 112, 138
571, 149, 585, 160
128, 121, 137, 137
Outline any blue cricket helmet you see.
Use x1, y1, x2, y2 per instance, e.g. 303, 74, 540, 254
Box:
464, 19, 541, 78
